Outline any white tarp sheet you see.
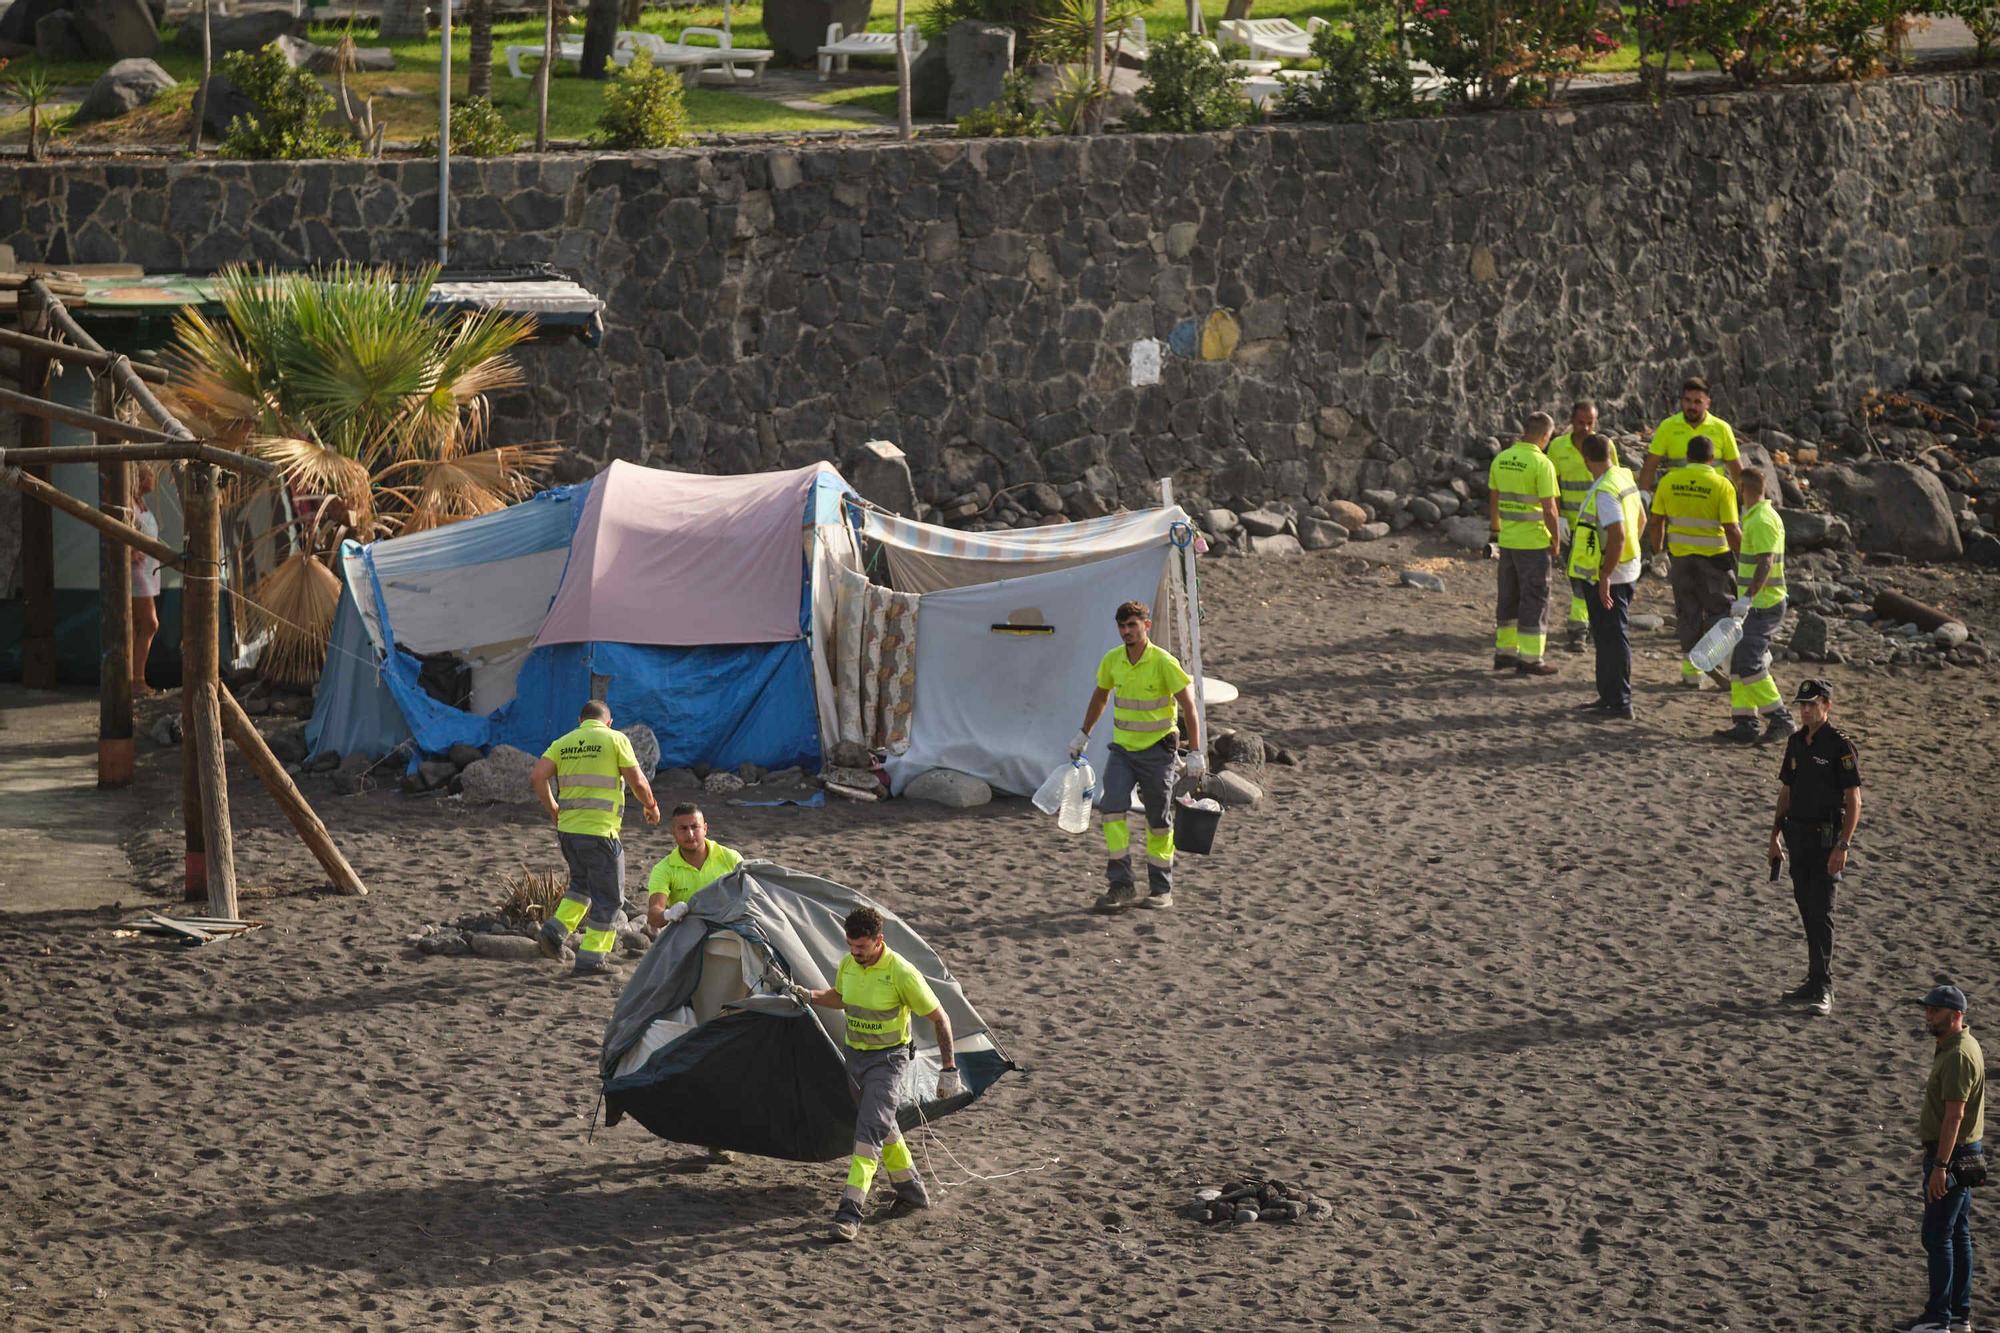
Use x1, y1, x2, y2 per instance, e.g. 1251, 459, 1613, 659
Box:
860, 507, 1190, 594
881, 545, 1172, 798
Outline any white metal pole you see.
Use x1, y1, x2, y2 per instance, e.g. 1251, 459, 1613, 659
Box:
1158, 478, 1206, 761
439, 0, 453, 265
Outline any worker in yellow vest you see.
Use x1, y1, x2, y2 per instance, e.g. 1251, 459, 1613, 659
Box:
1071, 599, 1203, 913
1646, 435, 1742, 688
1568, 432, 1645, 720
1487, 411, 1563, 676
1717, 469, 1798, 744
1547, 400, 1601, 654
1639, 375, 1744, 493
531, 701, 661, 977
793, 906, 959, 1243
645, 802, 743, 926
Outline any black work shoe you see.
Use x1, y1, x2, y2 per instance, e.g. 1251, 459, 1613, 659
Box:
1713, 720, 1761, 744
1591, 705, 1634, 721
1516, 661, 1559, 677
1780, 980, 1816, 1004
537, 919, 570, 961
1761, 717, 1797, 744
1808, 985, 1833, 1017
1564, 626, 1587, 654
1138, 891, 1174, 910
1093, 883, 1141, 913
1574, 698, 1611, 712
1494, 654, 1519, 671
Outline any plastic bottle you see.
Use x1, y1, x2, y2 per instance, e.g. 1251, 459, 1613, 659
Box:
1687, 614, 1744, 674
1057, 760, 1096, 835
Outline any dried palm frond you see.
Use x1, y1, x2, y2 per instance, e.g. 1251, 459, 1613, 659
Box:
381, 444, 561, 532
243, 550, 341, 687
246, 435, 375, 513
497, 867, 569, 925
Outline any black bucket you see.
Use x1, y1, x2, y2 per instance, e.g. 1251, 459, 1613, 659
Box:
1174, 798, 1223, 855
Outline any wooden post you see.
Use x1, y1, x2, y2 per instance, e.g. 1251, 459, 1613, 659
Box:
17, 284, 56, 689
218, 687, 369, 897
183, 462, 235, 918
96, 376, 135, 788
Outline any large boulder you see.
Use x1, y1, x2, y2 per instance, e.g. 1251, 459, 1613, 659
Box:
1779, 508, 1851, 552
1737, 440, 1782, 506
71, 56, 176, 124
904, 768, 993, 809
72, 0, 159, 59
945, 20, 1013, 118
0, 0, 71, 46
199, 72, 256, 137
458, 744, 540, 805
910, 34, 949, 117
848, 439, 918, 517
33, 9, 84, 60
177, 4, 304, 55
1809, 462, 1963, 562
620, 723, 660, 781
761, 0, 870, 64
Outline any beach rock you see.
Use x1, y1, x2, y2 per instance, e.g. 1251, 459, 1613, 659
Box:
1350, 522, 1390, 542
703, 770, 746, 794
656, 766, 698, 790
848, 439, 918, 517
416, 759, 457, 790
1934, 621, 1970, 648
306, 750, 340, 773
905, 768, 993, 808
422, 929, 471, 956
1425, 491, 1462, 518
458, 744, 539, 804
1400, 570, 1444, 592
736, 762, 764, 783
1234, 1207, 1260, 1224
257, 722, 306, 764
1812, 461, 1963, 562
468, 933, 543, 962
1212, 729, 1265, 768
1204, 508, 1240, 537
823, 765, 879, 793
71, 56, 175, 122
1194, 1187, 1222, 1203
1790, 609, 1831, 658
1205, 770, 1263, 807
1298, 518, 1347, 550
149, 712, 183, 748
1781, 508, 1852, 551
34, 10, 86, 59
1360, 488, 1401, 516
243, 695, 271, 716
622, 724, 660, 780
1238, 507, 1289, 537
72, 0, 158, 59
199, 73, 257, 137
1327, 499, 1368, 530
447, 742, 484, 769
1407, 497, 1441, 525
1630, 613, 1665, 632
945, 20, 1014, 118
1442, 516, 1490, 551
1248, 534, 1303, 557
178, 4, 303, 54
617, 925, 651, 955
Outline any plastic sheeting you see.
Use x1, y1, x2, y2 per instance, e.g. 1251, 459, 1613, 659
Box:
304, 581, 413, 761
880, 544, 1174, 798
859, 505, 1191, 593
534, 460, 836, 649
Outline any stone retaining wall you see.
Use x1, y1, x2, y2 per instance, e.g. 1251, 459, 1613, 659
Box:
2, 71, 1995, 517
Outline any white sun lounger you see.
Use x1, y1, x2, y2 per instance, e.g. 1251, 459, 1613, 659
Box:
505, 30, 653, 79
816, 22, 926, 79
624, 27, 775, 83
1215, 16, 1330, 62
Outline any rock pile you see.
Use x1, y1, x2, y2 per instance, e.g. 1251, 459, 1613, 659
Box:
1183, 1178, 1333, 1227
409, 908, 652, 962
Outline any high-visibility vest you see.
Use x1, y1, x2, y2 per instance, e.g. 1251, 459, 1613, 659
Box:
836, 946, 941, 1050
1653, 464, 1738, 557
1737, 499, 1788, 608
1547, 433, 1595, 526
1097, 644, 1190, 752
1569, 466, 1644, 580
544, 721, 629, 838
1489, 442, 1558, 550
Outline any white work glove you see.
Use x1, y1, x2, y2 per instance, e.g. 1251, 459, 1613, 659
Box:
935, 1067, 964, 1099
1182, 751, 1206, 781
1067, 730, 1091, 760
786, 981, 814, 1007
1729, 596, 1752, 619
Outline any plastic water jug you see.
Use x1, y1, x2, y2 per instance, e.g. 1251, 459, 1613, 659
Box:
1687, 614, 1744, 674
1032, 759, 1096, 833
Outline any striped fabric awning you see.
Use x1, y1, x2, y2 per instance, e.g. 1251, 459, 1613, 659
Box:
858, 507, 1188, 563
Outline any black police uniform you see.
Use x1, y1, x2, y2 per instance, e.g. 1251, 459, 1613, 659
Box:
1777, 721, 1861, 991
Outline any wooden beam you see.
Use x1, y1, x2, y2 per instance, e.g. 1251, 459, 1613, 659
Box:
1, 439, 278, 480
182, 682, 206, 901
17, 284, 55, 690
0, 464, 181, 566
0, 383, 177, 444
218, 687, 369, 897
97, 376, 135, 789
24, 281, 197, 447
0, 327, 171, 383
182, 461, 237, 919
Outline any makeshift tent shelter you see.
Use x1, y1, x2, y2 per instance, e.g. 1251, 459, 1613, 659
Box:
831, 504, 1207, 798
602, 861, 1012, 1160
307, 460, 852, 772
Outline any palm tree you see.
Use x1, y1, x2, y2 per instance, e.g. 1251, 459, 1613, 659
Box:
166, 263, 558, 685
468, 0, 494, 99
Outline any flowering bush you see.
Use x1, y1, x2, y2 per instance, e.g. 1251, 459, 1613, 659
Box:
1405, 0, 1621, 106
1929, 0, 2000, 64
1276, 0, 1425, 123
1633, 0, 1922, 94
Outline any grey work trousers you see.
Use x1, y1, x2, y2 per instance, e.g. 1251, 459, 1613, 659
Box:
556, 831, 625, 952
1495, 546, 1553, 658
1100, 737, 1179, 896
1669, 552, 1735, 659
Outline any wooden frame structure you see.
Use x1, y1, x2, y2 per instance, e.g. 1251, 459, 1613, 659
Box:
2, 273, 368, 914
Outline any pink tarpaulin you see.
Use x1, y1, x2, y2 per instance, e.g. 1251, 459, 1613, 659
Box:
532, 460, 832, 648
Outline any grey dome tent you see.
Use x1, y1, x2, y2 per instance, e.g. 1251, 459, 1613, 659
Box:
600, 862, 1015, 1162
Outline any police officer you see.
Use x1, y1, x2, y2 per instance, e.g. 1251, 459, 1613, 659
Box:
794, 907, 960, 1243
1765, 679, 1861, 1016
531, 701, 661, 977
1910, 983, 1985, 1333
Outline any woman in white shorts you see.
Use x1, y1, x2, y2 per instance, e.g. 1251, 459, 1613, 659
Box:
130, 465, 161, 694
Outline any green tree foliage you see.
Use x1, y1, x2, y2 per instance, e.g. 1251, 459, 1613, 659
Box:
219, 43, 360, 160
423, 95, 523, 157
1275, 1, 1423, 122
955, 70, 1055, 136
595, 51, 694, 149
1124, 32, 1250, 132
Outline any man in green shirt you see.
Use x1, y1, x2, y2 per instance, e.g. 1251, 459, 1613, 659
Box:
1546, 400, 1600, 654
1639, 375, 1744, 493
531, 701, 661, 977
644, 803, 743, 928
1717, 469, 1796, 744
1486, 411, 1562, 677
1912, 984, 1985, 1333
